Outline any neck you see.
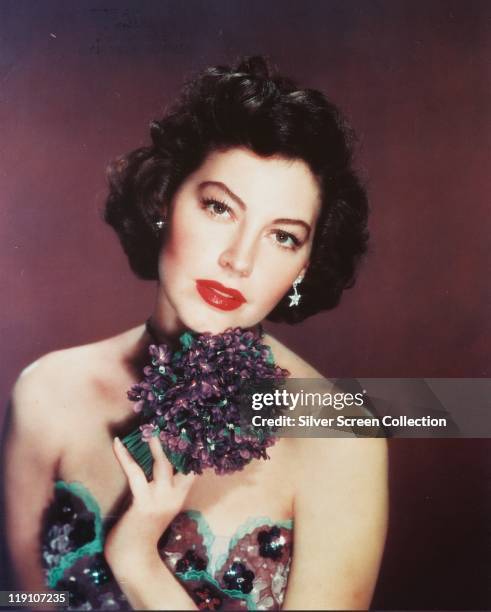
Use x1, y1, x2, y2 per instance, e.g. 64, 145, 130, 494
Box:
145, 314, 264, 347
145, 316, 182, 348
146, 286, 191, 348
146, 313, 187, 352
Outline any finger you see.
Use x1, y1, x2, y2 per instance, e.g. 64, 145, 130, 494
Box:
113, 437, 148, 497
147, 434, 173, 483
173, 471, 197, 496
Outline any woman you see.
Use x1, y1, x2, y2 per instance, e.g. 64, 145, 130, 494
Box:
2, 56, 388, 610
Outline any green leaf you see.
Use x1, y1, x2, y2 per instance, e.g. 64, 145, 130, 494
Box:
180, 332, 195, 350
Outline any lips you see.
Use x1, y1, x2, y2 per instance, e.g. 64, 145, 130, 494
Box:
196, 279, 247, 311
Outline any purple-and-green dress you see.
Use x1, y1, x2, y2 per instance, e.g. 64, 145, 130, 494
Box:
41, 480, 293, 610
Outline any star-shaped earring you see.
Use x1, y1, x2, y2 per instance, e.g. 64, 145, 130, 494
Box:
288, 292, 301, 307
288, 275, 303, 307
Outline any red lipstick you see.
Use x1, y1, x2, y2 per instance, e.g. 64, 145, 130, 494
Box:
196, 279, 247, 311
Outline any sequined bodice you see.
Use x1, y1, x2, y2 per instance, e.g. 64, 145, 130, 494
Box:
41, 481, 293, 610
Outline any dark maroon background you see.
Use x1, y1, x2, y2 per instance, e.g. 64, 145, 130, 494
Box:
1, 1, 490, 609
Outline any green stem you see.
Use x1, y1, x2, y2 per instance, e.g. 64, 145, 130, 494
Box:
121, 428, 191, 476
121, 429, 155, 478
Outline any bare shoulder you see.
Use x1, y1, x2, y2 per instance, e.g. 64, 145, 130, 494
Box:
290, 436, 388, 504
263, 332, 323, 378
293, 435, 388, 464
7, 347, 94, 466
293, 435, 388, 472
11, 327, 139, 429
14, 342, 101, 403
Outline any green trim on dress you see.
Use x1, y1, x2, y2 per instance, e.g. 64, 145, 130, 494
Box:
183, 510, 293, 575
46, 481, 104, 588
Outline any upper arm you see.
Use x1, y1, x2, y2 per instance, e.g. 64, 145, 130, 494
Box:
1, 360, 62, 590
283, 438, 388, 610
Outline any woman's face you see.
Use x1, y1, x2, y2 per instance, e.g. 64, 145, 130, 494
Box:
156, 147, 321, 334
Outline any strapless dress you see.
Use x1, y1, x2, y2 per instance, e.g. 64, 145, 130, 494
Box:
41, 481, 293, 610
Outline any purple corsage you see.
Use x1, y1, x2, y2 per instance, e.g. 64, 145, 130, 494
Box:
123, 327, 289, 476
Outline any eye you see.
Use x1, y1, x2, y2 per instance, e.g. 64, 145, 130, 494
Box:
202, 197, 233, 219
272, 230, 301, 251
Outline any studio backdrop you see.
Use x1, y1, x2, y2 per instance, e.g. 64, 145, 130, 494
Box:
1, 1, 490, 609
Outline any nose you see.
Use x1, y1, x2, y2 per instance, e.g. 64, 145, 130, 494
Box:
218, 232, 257, 278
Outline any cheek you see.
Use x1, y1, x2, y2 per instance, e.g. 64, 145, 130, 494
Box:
162, 213, 206, 267
266, 278, 293, 306
164, 210, 235, 275
253, 251, 299, 307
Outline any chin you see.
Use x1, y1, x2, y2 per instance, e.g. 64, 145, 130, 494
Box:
180, 305, 258, 335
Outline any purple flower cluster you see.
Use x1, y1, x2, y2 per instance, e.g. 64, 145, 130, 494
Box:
127, 327, 289, 475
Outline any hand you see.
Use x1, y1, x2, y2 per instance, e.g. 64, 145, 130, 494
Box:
104, 435, 196, 576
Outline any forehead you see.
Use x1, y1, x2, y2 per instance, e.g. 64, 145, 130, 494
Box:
190, 147, 321, 222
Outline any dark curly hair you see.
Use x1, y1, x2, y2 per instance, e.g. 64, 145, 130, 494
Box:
104, 56, 369, 324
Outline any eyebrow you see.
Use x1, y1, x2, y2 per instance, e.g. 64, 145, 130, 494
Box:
198, 180, 312, 237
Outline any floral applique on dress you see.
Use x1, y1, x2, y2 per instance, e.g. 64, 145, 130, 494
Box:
41, 481, 293, 611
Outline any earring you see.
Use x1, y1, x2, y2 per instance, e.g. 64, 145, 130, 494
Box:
154, 218, 167, 231
288, 274, 303, 307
